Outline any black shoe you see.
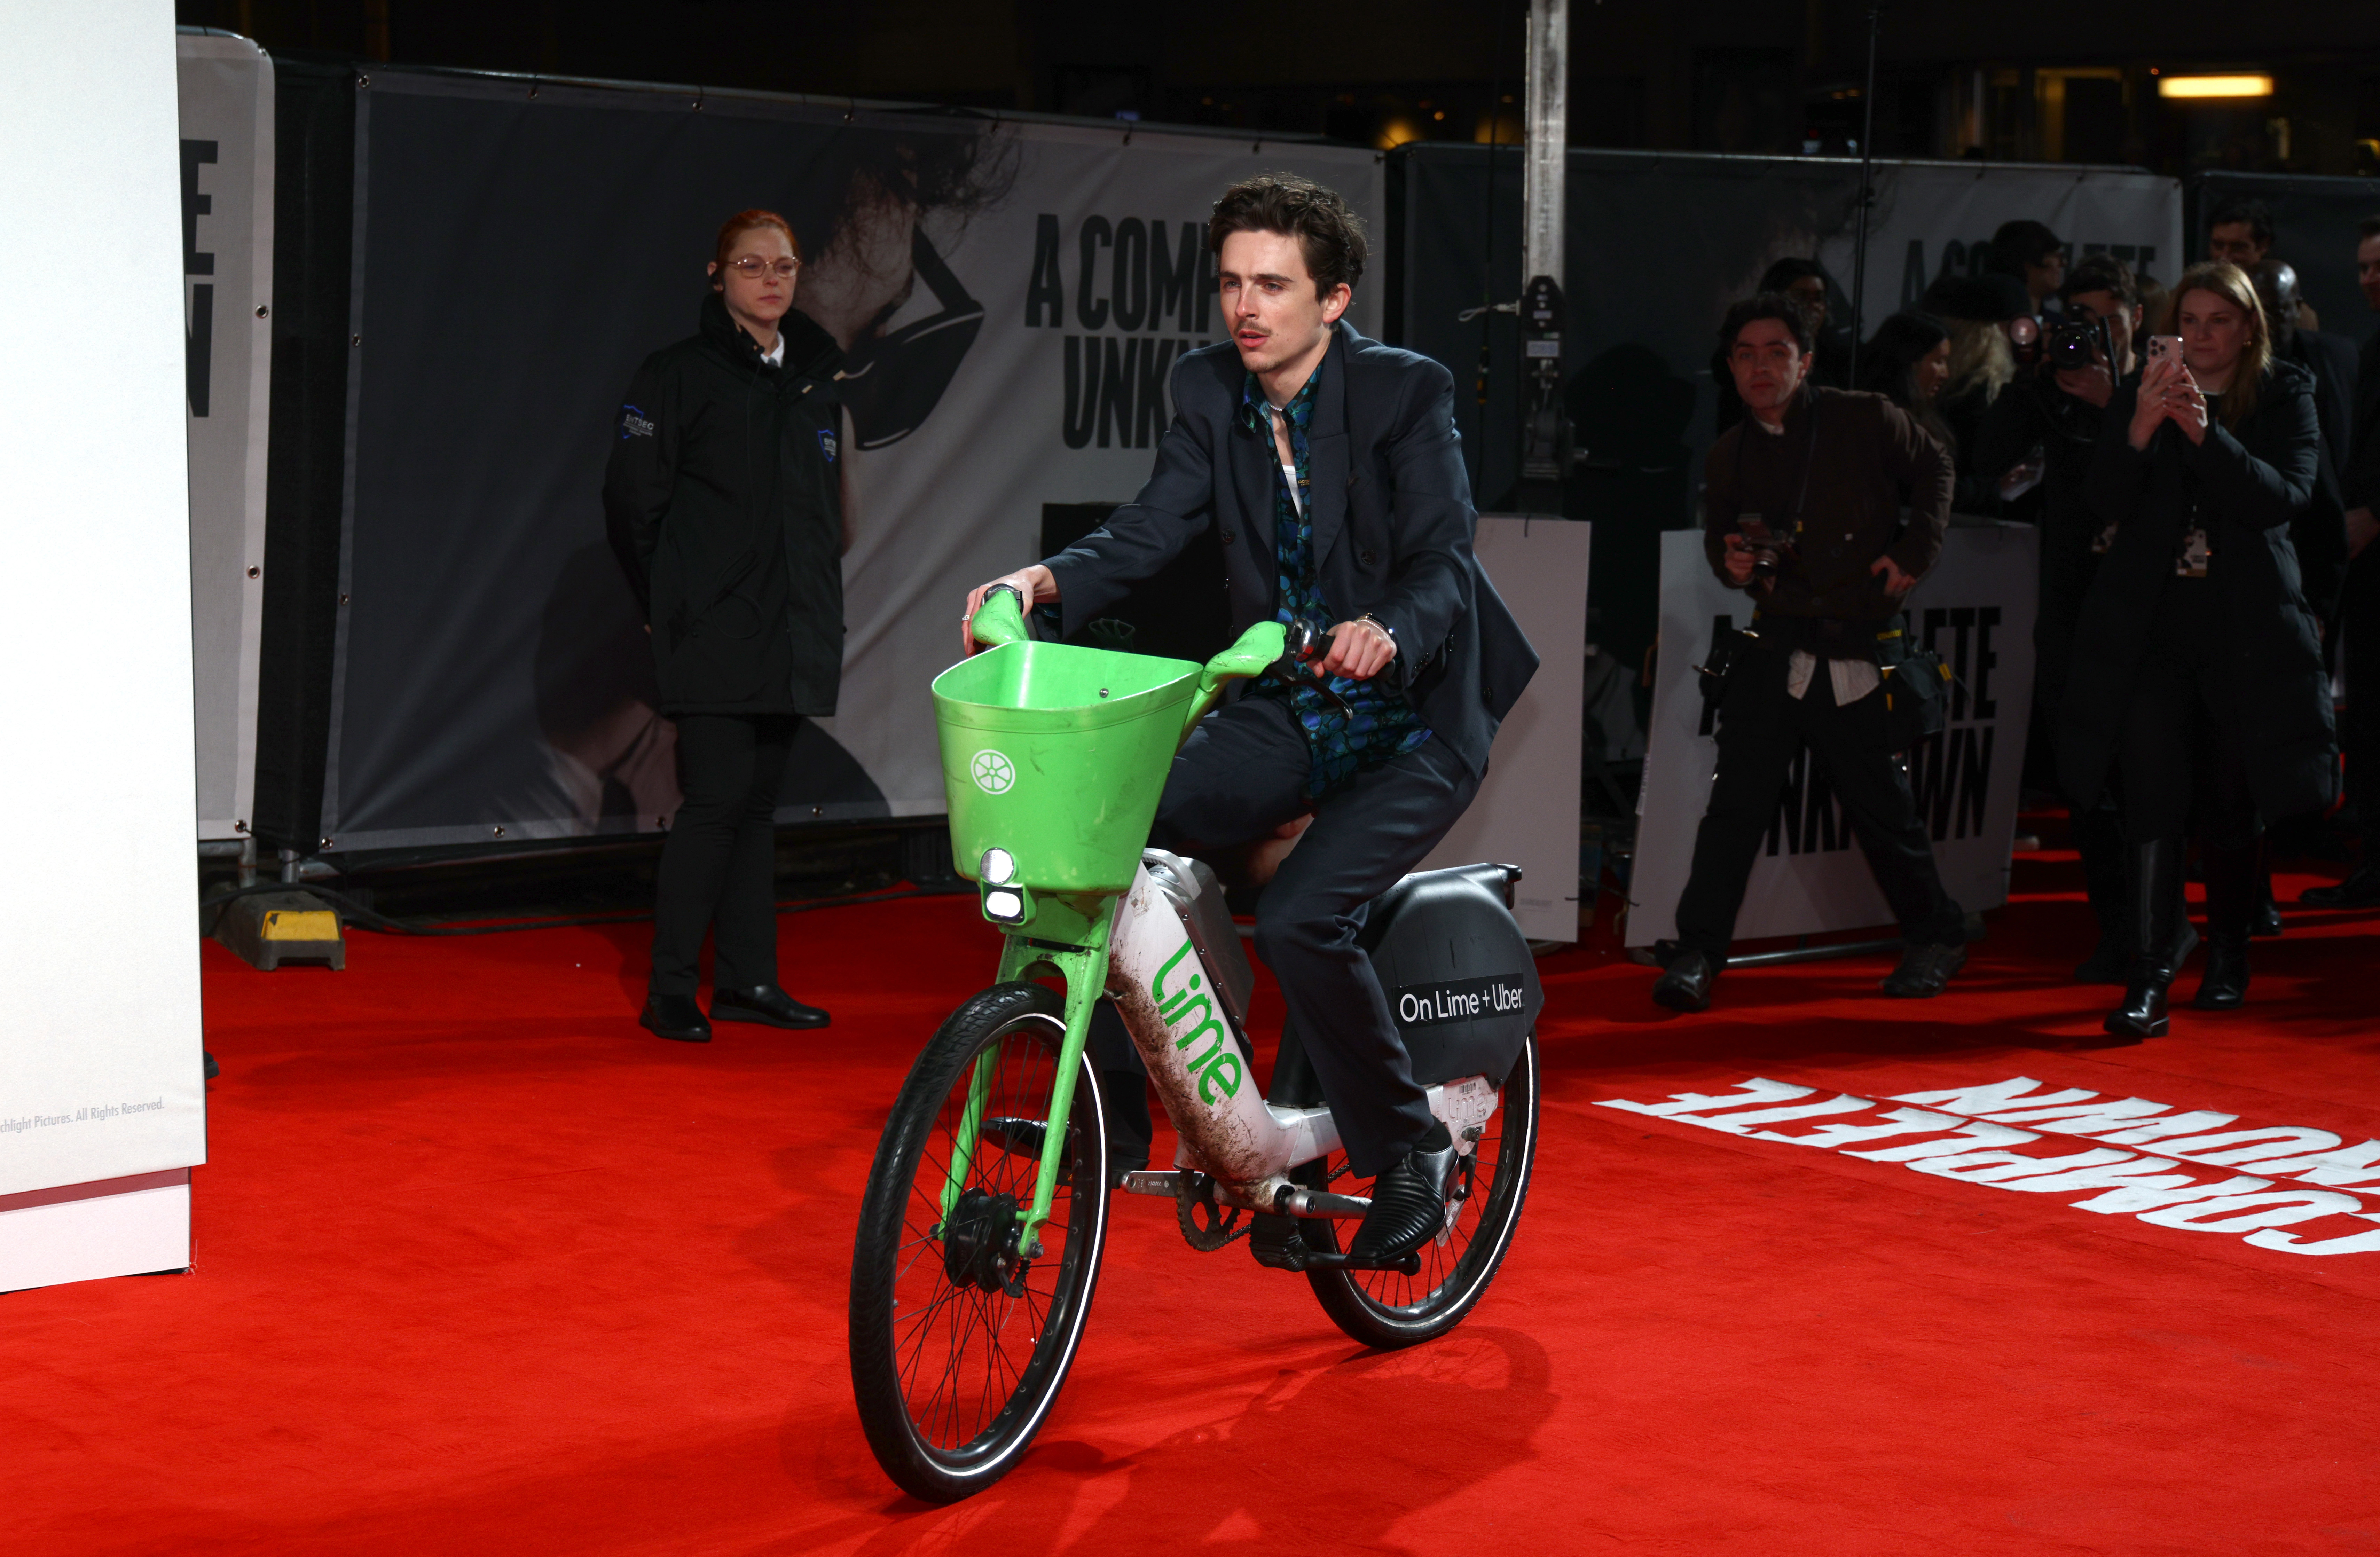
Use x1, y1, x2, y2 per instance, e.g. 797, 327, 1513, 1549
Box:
1651, 950, 1718, 1012
640, 993, 712, 1043
710, 984, 830, 1029
2302, 861, 2380, 908
979, 1118, 1148, 1189
1882, 942, 1965, 998
2102, 837, 2184, 1042
2192, 935, 2250, 1010
1348, 1123, 1458, 1263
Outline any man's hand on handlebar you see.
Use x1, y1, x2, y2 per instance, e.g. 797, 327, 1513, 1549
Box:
1319, 618, 1396, 681
962, 565, 1058, 654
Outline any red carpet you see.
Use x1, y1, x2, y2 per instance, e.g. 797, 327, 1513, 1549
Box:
8, 850, 2380, 1554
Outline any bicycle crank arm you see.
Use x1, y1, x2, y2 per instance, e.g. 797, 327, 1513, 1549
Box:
1120, 1170, 1373, 1221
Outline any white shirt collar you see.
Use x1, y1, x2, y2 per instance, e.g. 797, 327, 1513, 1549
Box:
760, 333, 785, 368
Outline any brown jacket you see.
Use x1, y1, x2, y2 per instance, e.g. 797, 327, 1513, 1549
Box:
1702, 385, 1954, 625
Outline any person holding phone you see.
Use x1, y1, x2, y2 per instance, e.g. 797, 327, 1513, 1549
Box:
604, 210, 848, 1043
2061, 262, 2335, 1039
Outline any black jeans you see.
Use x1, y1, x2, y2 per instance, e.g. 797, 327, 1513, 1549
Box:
1674, 641, 1964, 962
1107, 695, 1477, 1178
649, 713, 795, 998
2117, 580, 2258, 850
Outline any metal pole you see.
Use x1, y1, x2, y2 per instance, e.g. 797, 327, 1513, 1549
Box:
1847, 5, 1881, 387
1522, 0, 1568, 290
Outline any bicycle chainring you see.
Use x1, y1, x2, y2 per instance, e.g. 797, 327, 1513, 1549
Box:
1174, 1171, 1249, 1252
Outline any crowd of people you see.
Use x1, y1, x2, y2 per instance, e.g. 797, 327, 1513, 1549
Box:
1657, 200, 2380, 1041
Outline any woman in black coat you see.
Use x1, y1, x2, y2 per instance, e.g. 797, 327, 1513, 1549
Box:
2060, 262, 2336, 1040
604, 210, 848, 1043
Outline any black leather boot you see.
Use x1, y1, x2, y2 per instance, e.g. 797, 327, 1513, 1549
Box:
2193, 841, 2256, 1011
2103, 837, 2184, 1041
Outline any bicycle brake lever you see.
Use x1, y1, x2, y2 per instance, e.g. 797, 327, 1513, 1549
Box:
1274, 623, 1354, 720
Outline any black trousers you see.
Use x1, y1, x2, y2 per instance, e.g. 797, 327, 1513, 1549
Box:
2117, 582, 2258, 850
2342, 548, 2380, 831
1674, 645, 1964, 961
649, 713, 794, 998
1095, 696, 1476, 1178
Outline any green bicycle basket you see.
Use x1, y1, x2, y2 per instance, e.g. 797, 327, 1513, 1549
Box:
932, 640, 1204, 894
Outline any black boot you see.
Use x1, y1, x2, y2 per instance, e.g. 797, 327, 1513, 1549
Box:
2103, 837, 2184, 1042
2072, 806, 2132, 984
2193, 841, 2256, 1011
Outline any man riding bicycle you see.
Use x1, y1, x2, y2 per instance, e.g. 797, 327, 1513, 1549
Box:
965, 174, 1537, 1266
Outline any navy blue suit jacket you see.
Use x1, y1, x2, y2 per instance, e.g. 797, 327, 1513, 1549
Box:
1042, 322, 1538, 781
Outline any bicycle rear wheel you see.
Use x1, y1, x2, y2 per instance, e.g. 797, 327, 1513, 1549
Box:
848, 982, 1110, 1503
1304, 1032, 1538, 1348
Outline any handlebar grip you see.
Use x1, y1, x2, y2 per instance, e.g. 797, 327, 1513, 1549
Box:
1284, 618, 1335, 666
968, 584, 1032, 650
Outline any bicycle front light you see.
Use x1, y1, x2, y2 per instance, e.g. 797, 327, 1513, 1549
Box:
980, 847, 1017, 886
982, 885, 1029, 924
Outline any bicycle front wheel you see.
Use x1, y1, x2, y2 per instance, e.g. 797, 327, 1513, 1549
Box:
1304, 1032, 1539, 1348
847, 982, 1110, 1503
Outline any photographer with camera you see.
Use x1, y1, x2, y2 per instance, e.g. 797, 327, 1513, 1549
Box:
1651, 294, 1966, 1012
1973, 254, 2157, 981
2062, 262, 2333, 1039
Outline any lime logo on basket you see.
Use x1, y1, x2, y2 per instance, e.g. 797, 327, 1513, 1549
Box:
971, 749, 1016, 794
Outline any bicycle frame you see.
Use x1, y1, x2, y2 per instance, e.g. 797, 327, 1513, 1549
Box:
971, 862, 1501, 1256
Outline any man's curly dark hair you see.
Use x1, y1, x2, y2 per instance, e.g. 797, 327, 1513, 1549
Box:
1208, 173, 1367, 300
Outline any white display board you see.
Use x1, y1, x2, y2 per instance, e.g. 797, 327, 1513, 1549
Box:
1627, 523, 2038, 949
179, 33, 274, 841
0, 3, 206, 1287
1419, 517, 1590, 942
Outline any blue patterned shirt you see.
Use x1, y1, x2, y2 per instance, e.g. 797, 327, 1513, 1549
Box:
1240, 369, 1431, 799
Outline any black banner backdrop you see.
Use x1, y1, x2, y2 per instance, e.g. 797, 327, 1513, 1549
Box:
317, 71, 1380, 854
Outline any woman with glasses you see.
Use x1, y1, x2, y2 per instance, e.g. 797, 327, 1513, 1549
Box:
603, 209, 848, 1044
2061, 261, 2335, 1039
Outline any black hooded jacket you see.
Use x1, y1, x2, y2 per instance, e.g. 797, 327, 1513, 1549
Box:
2058, 359, 2338, 821
604, 292, 846, 716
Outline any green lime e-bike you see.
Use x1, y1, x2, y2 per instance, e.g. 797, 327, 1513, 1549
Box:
847, 587, 1542, 1502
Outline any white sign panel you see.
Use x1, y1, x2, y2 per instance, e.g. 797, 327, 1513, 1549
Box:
179, 33, 274, 840
1419, 516, 1589, 942
0, 3, 207, 1213
1627, 523, 2038, 949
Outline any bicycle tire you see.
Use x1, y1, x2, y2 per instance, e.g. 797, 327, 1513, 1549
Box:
848, 981, 1110, 1502
1303, 1032, 1538, 1349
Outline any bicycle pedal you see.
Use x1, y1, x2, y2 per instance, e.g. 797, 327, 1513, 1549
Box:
1300, 1249, 1423, 1277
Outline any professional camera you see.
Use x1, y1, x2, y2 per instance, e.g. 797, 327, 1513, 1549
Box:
1738, 516, 1796, 582
2043, 315, 2112, 376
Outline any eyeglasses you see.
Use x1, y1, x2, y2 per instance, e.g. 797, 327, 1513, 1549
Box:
726, 256, 801, 281
839, 227, 984, 451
